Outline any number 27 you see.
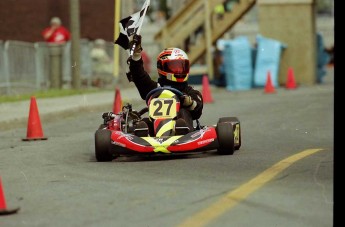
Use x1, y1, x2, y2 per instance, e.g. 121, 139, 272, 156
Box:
153, 99, 173, 116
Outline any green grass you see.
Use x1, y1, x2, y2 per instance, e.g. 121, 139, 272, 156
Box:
0, 88, 105, 103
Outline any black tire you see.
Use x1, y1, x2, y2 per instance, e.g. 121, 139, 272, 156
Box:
216, 122, 235, 155
218, 117, 241, 150
218, 117, 238, 124
98, 124, 108, 129
95, 129, 113, 162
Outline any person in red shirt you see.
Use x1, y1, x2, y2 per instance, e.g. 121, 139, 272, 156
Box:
42, 17, 71, 44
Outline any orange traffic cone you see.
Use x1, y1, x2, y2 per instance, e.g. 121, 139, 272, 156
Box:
113, 88, 122, 114
22, 96, 47, 141
286, 67, 297, 89
0, 177, 20, 215
202, 75, 213, 103
264, 71, 276, 94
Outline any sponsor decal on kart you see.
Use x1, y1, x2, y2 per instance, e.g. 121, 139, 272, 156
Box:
190, 126, 210, 138
111, 141, 126, 147
197, 138, 215, 145
115, 131, 134, 141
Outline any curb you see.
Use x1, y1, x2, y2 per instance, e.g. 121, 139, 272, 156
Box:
0, 88, 143, 131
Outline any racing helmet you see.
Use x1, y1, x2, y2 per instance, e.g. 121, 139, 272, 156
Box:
157, 47, 190, 83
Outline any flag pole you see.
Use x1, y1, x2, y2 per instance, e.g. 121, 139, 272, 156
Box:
136, 0, 150, 35
113, 0, 121, 78
129, 0, 150, 58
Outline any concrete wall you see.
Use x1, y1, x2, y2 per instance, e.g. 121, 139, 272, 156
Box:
257, 0, 317, 85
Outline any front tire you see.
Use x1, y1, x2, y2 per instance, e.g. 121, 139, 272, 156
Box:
216, 122, 235, 155
98, 124, 108, 129
218, 117, 241, 150
95, 129, 113, 162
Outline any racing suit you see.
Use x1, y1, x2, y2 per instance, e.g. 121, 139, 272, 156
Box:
128, 57, 203, 131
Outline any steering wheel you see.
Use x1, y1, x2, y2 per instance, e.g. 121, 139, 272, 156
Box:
145, 87, 184, 106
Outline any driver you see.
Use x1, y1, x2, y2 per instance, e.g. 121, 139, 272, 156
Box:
128, 35, 203, 135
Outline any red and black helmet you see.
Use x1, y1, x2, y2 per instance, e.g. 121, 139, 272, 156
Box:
157, 47, 190, 83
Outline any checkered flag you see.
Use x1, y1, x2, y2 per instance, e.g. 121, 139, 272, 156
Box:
115, 0, 150, 50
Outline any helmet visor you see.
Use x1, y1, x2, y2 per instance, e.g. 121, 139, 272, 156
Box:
162, 59, 190, 74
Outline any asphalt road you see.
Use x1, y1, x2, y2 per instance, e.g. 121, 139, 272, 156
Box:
0, 73, 334, 227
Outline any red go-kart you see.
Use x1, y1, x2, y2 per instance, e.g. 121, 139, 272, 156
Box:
95, 87, 241, 161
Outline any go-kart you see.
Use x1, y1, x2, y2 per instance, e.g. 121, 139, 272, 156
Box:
94, 87, 241, 162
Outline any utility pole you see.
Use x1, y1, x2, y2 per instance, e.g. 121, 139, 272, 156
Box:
70, 0, 81, 89
204, 0, 214, 81
113, 0, 121, 79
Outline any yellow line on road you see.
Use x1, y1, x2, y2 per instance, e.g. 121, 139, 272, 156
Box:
177, 148, 323, 227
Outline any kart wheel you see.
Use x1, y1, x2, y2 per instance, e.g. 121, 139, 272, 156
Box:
218, 117, 241, 150
95, 129, 113, 162
98, 124, 107, 129
216, 122, 235, 155
218, 117, 239, 124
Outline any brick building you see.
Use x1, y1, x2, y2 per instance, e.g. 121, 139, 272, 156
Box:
0, 0, 115, 42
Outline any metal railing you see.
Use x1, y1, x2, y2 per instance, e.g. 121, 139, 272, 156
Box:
0, 39, 116, 95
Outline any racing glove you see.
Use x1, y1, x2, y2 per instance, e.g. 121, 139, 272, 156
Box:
180, 95, 197, 110
128, 34, 143, 61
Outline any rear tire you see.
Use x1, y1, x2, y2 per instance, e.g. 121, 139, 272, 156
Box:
216, 122, 235, 155
218, 117, 238, 123
95, 129, 113, 162
218, 117, 241, 150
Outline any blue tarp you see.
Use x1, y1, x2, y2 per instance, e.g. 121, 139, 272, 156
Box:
253, 35, 286, 87
316, 33, 330, 83
223, 36, 253, 91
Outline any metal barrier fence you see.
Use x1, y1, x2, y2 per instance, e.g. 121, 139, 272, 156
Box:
1, 41, 38, 95
0, 15, 333, 95
0, 39, 117, 95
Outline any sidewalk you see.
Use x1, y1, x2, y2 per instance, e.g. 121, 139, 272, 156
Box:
0, 86, 142, 130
